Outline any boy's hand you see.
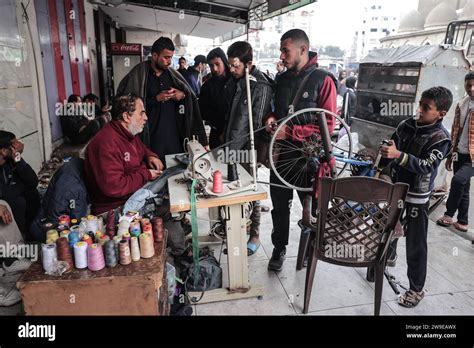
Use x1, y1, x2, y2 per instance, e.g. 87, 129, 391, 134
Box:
380, 140, 401, 160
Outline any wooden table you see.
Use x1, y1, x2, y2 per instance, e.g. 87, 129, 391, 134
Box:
166, 154, 267, 304
17, 236, 169, 315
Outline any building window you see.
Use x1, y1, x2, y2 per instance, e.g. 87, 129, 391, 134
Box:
371, 28, 378, 32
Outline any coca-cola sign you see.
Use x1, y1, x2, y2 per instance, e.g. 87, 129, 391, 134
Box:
111, 43, 142, 55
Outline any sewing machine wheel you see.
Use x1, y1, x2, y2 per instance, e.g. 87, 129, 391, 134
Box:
269, 108, 352, 191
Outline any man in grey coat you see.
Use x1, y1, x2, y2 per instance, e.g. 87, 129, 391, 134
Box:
224, 41, 273, 256
117, 37, 208, 159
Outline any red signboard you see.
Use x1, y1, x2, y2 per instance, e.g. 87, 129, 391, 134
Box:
111, 43, 142, 55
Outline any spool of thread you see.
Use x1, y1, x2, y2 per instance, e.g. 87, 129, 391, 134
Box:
58, 215, 71, 227
129, 221, 141, 238
73, 242, 88, 269
117, 219, 130, 238
46, 229, 59, 243
95, 231, 104, 243
97, 216, 104, 233
68, 231, 81, 248
41, 243, 57, 273
105, 209, 116, 239
227, 162, 239, 182
70, 218, 78, 226
86, 215, 99, 234
151, 217, 164, 242
98, 235, 110, 247
70, 225, 80, 235
139, 232, 154, 258
122, 232, 131, 245
46, 238, 55, 245
56, 237, 74, 271
78, 218, 88, 235
105, 240, 118, 268
212, 170, 223, 193
60, 230, 70, 240
87, 244, 105, 271
142, 222, 152, 234
119, 240, 132, 265
141, 218, 150, 227
113, 236, 121, 259
57, 224, 67, 233
82, 234, 93, 246
130, 237, 141, 262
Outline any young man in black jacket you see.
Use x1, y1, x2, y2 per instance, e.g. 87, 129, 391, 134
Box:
199, 47, 231, 149
0, 131, 39, 239
380, 87, 453, 308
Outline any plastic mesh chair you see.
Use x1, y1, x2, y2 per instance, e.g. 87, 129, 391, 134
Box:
300, 176, 408, 315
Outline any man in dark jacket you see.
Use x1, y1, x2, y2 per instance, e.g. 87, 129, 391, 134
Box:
224, 41, 273, 256
0, 131, 39, 239
265, 29, 337, 271
184, 55, 208, 98
199, 48, 231, 149
84, 94, 163, 215
116, 37, 208, 158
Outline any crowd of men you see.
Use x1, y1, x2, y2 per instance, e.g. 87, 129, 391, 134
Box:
1, 28, 473, 310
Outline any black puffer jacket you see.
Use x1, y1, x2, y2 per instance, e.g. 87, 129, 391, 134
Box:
30, 158, 88, 241
224, 66, 273, 151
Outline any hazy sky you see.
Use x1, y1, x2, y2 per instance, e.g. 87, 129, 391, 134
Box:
297, 0, 420, 49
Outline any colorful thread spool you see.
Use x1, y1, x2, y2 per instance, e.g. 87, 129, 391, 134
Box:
68, 231, 81, 248
58, 215, 71, 228
56, 237, 74, 271
46, 230, 59, 243
70, 218, 78, 226
87, 244, 105, 271
82, 234, 93, 246
139, 232, 154, 259
41, 243, 57, 273
60, 230, 70, 240
57, 224, 67, 233
105, 240, 118, 268
97, 216, 104, 233
129, 220, 141, 238
212, 170, 223, 193
142, 222, 152, 234
95, 231, 104, 243
73, 242, 88, 269
105, 209, 116, 239
151, 217, 164, 242
130, 237, 141, 262
141, 218, 150, 227
86, 215, 99, 234
98, 235, 110, 247
113, 236, 121, 259
122, 232, 131, 246
119, 240, 132, 265
227, 162, 239, 182
117, 219, 130, 238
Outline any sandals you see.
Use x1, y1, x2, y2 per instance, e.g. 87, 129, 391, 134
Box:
453, 222, 469, 232
436, 216, 453, 227
398, 290, 425, 308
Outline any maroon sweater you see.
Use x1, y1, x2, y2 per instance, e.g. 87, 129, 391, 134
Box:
84, 121, 158, 215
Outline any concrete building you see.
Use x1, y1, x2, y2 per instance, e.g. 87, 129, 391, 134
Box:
380, 0, 474, 53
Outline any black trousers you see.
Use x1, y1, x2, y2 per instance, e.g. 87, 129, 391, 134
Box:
445, 153, 473, 225
405, 202, 430, 293
269, 170, 310, 251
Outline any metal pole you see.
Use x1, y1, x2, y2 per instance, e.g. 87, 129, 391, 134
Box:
245, 67, 258, 191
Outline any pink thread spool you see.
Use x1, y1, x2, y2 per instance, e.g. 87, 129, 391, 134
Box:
212, 170, 223, 193
87, 244, 105, 271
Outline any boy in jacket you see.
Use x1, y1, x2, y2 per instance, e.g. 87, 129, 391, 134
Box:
380, 86, 453, 307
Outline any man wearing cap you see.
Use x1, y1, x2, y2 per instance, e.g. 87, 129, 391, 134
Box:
183, 55, 208, 98
117, 37, 208, 159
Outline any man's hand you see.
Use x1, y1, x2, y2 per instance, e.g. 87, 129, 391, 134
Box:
265, 116, 277, 133
147, 156, 164, 172
148, 169, 162, 181
156, 90, 174, 103
10, 139, 24, 162
0, 204, 12, 225
445, 155, 453, 171
380, 140, 401, 160
168, 88, 185, 102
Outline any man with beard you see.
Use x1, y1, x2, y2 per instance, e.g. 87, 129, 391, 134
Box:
265, 29, 337, 272
224, 41, 273, 256
199, 47, 231, 149
117, 37, 207, 160
84, 94, 163, 215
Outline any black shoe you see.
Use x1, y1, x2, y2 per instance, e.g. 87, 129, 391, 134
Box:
268, 248, 286, 272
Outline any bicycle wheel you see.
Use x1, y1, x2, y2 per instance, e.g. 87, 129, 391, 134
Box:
269, 108, 352, 192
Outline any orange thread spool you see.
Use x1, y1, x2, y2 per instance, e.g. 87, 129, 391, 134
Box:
212, 170, 223, 193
